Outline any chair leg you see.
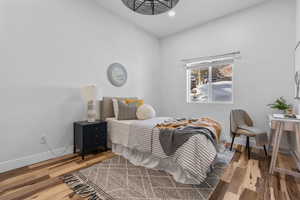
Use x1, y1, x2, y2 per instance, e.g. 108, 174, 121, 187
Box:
263, 145, 268, 158
230, 133, 236, 151
246, 136, 251, 159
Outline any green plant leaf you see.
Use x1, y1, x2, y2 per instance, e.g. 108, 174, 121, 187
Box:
267, 97, 291, 111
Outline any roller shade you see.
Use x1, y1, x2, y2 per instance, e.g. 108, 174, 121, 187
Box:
185, 58, 234, 69
183, 51, 240, 69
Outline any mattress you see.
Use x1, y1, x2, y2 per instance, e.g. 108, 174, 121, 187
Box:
106, 117, 218, 184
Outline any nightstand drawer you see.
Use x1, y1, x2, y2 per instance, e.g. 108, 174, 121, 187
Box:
84, 126, 106, 148
95, 133, 106, 146
90, 124, 106, 134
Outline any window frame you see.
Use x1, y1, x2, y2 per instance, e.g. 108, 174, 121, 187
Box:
186, 63, 234, 104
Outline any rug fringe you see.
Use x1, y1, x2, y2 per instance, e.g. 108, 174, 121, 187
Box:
63, 174, 102, 200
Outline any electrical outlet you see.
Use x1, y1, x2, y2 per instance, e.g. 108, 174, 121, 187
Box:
40, 136, 47, 144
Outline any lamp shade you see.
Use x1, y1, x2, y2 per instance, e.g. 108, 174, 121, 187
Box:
80, 85, 96, 102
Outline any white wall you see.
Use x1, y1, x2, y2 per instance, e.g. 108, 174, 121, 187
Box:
160, 0, 296, 142
297, 0, 300, 71
297, 0, 300, 43
0, 0, 160, 171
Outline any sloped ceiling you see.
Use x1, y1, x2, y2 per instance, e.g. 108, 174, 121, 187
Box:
96, 0, 269, 38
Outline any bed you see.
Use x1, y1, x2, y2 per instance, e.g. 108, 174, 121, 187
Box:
99, 97, 221, 184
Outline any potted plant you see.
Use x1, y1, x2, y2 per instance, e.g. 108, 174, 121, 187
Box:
267, 97, 292, 114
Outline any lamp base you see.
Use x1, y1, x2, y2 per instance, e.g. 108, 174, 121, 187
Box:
87, 118, 96, 123
87, 100, 96, 123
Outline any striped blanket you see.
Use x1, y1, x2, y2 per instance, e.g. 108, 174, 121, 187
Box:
125, 117, 221, 184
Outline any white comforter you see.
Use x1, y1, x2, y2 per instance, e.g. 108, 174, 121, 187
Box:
107, 117, 217, 184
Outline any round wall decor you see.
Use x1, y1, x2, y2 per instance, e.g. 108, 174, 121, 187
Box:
107, 63, 127, 87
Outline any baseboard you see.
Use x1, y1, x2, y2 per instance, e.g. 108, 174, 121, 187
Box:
0, 145, 73, 173
231, 137, 294, 154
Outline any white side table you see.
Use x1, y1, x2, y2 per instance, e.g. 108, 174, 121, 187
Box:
268, 115, 300, 177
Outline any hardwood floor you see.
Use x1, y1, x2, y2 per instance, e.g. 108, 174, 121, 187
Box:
0, 152, 115, 200
0, 145, 299, 200
213, 144, 300, 200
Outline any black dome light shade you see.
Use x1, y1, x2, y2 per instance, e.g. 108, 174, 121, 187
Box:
121, 0, 180, 15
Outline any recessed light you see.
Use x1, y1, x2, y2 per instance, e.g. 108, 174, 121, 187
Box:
168, 10, 176, 17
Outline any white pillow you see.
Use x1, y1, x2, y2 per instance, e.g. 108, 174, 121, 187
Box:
112, 99, 119, 118
136, 104, 156, 120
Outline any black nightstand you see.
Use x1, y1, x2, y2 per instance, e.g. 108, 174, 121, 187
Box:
73, 121, 107, 160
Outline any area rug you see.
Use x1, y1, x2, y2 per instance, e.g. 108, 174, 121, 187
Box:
63, 148, 234, 200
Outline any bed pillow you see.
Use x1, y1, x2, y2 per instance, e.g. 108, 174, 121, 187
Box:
101, 97, 137, 120
114, 99, 143, 119
112, 98, 124, 119
117, 100, 138, 120
136, 104, 156, 120
124, 99, 144, 107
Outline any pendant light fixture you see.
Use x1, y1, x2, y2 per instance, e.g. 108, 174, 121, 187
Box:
121, 0, 179, 15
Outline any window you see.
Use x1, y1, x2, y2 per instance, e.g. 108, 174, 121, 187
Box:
186, 55, 235, 104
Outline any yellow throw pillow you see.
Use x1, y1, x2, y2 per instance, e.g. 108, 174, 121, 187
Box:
125, 99, 144, 107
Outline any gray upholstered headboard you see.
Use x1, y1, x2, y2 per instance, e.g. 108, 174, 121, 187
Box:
99, 97, 137, 120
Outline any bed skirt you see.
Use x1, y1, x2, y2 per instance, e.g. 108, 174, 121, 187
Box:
112, 143, 204, 184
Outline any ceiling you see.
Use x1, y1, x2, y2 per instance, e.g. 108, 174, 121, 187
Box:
96, 0, 268, 38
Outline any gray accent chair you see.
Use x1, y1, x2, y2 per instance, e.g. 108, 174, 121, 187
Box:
230, 109, 268, 159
